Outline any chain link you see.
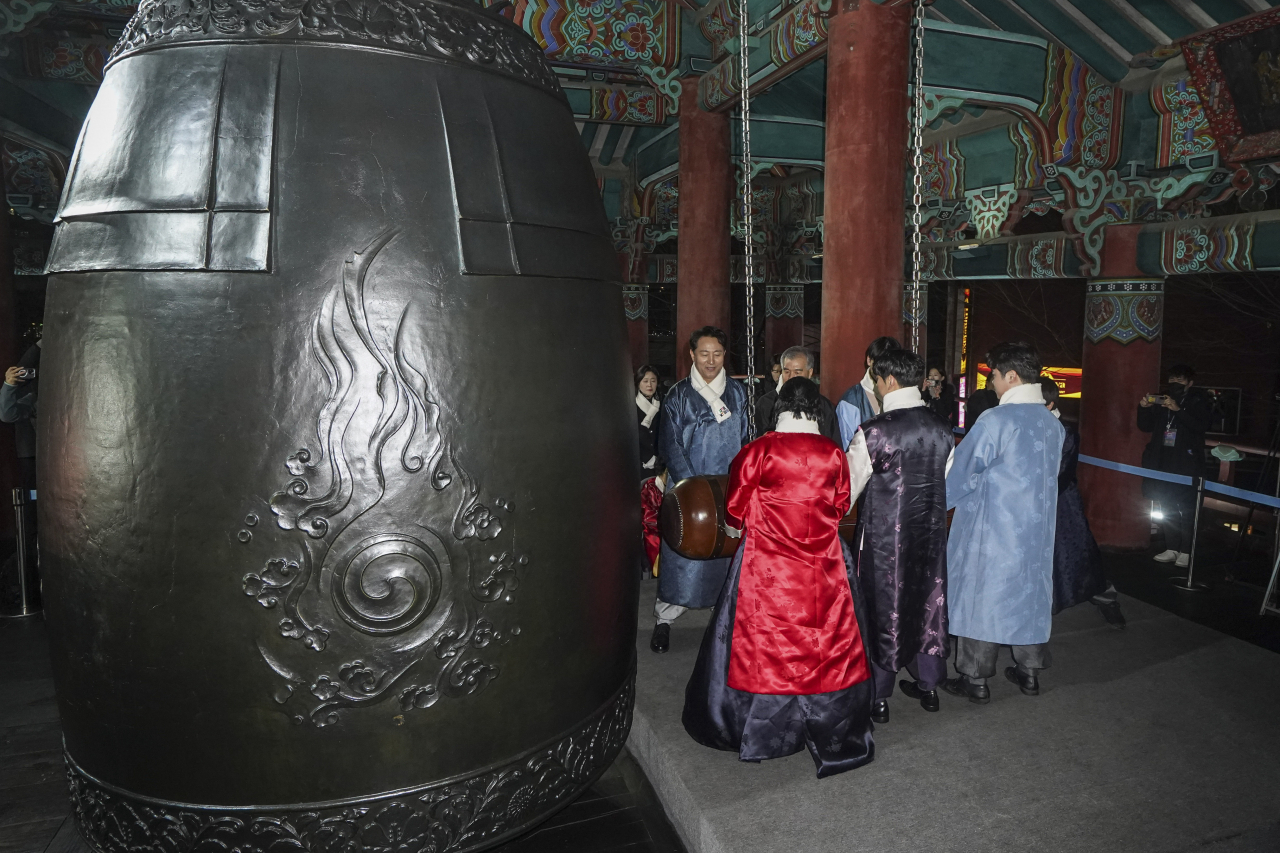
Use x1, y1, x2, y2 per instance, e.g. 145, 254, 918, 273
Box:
909, 0, 926, 354
738, 0, 756, 435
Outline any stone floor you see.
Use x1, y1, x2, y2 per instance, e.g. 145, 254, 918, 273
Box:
0, 615, 684, 853
6, 546, 1280, 853
625, 562, 1280, 853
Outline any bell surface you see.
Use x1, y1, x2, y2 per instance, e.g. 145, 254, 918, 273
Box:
38, 0, 640, 849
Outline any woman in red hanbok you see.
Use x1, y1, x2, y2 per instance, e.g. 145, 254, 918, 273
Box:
682, 378, 876, 777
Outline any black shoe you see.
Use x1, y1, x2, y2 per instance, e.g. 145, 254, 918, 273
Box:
650, 623, 670, 654
1004, 666, 1039, 696
941, 676, 990, 705
899, 679, 940, 712
1097, 600, 1127, 630
871, 699, 889, 724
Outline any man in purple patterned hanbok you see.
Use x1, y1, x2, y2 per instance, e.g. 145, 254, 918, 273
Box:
847, 349, 953, 723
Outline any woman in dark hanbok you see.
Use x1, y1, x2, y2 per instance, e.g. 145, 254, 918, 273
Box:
1040, 379, 1123, 625
682, 378, 876, 778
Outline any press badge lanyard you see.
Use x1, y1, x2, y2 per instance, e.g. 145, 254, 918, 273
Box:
1163, 396, 1180, 447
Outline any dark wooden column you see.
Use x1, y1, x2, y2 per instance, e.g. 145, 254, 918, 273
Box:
764, 284, 805, 361
623, 284, 650, 370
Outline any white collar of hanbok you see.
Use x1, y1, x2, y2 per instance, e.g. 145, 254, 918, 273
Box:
1050, 407, 1061, 419
775, 412, 821, 434
636, 391, 660, 427
999, 382, 1046, 406
690, 366, 727, 397
882, 386, 925, 413
689, 368, 732, 423
860, 368, 881, 415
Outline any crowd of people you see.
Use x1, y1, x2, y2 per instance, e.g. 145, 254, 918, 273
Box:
633, 326, 1126, 778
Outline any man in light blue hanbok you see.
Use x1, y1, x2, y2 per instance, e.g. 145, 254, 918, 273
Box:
651, 326, 750, 654
942, 342, 1064, 704
836, 336, 900, 450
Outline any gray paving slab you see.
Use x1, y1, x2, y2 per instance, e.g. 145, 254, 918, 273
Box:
626, 576, 1280, 853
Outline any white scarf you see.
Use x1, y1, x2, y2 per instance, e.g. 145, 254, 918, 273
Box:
775, 411, 820, 434
999, 382, 1046, 406
689, 367, 732, 423
882, 386, 925, 413
861, 369, 881, 416
636, 391, 660, 428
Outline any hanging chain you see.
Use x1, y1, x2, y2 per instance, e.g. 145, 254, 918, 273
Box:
909, 0, 927, 354
738, 0, 757, 434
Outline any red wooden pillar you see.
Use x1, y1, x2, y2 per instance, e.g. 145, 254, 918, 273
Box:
623, 284, 650, 370
820, 0, 911, 398
675, 83, 730, 378
1078, 224, 1164, 549
764, 284, 805, 360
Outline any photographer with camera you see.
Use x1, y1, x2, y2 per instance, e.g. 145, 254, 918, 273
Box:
1, 344, 39, 490
1138, 364, 1213, 568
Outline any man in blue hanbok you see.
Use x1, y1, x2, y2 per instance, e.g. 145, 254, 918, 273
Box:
942, 342, 1064, 703
836, 335, 900, 450
651, 326, 750, 653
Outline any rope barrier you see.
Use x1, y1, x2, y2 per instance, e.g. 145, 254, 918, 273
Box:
1078, 455, 1193, 486
1203, 481, 1280, 510
1078, 454, 1280, 509
1079, 454, 1280, 607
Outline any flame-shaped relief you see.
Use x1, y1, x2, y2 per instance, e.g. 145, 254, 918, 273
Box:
240, 228, 528, 726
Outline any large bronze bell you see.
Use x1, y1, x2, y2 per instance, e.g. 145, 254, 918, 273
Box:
37, 1, 639, 849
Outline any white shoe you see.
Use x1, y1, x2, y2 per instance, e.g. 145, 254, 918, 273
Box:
1175, 553, 1190, 568
1153, 549, 1178, 563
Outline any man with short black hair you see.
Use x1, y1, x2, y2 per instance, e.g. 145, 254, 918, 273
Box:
651, 326, 750, 653
1138, 363, 1214, 568
753, 346, 839, 443
836, 336, 901, 450
847, 348, 953, 722
943, 342, 1064, 704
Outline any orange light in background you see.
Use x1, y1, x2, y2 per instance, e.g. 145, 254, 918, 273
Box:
1044, 366, 1082, 398
975, 364, 1082, 398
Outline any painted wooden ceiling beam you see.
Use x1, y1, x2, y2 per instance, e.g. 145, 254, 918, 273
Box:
1101, 0, 1173, 44
1046, 0, 1134, 63
1167, 0, 1218, 29
990, 0, 1074, 51
1236, 0, 1271, 12
926, 6, 955, 22
613, 126, 637, 165
589, 124, 611, 164
953, 0, 1003, 29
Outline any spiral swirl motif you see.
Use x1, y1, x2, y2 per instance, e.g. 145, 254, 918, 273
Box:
332, 533, 445, 635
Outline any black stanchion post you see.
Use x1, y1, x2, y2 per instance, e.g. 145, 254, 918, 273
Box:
1173, 476, 1209, 592
4, 488, 40, 618
1261, 548, 1280, 617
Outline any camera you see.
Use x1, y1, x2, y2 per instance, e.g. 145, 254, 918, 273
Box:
16, 368, 36, 380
